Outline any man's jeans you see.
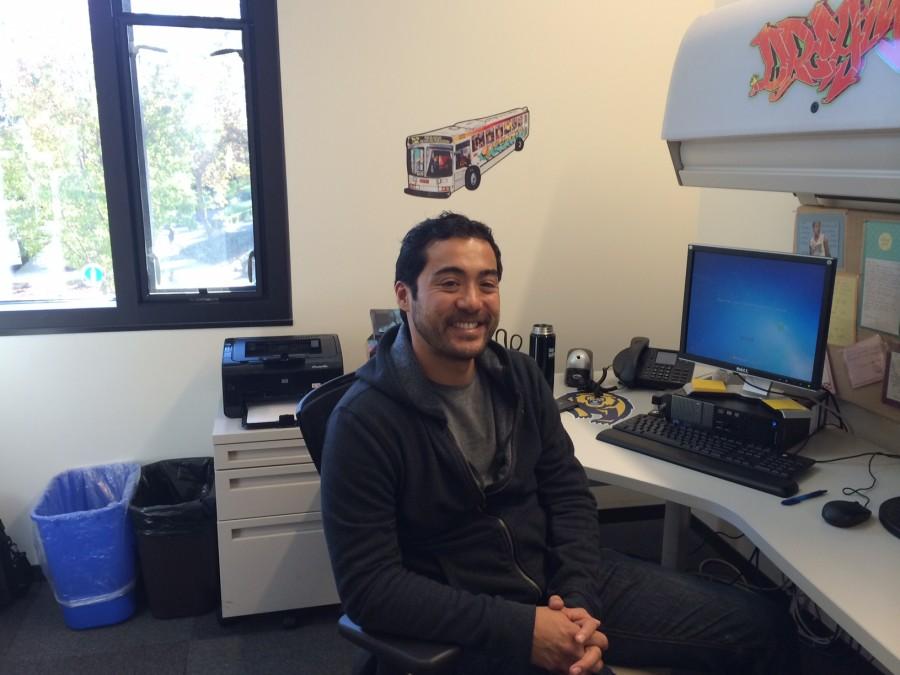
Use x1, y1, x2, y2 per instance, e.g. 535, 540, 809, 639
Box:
454, 548, 794, 675
588, 548, 792, 674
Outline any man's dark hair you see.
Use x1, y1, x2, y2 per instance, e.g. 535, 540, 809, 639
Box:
395, 212, 502, 298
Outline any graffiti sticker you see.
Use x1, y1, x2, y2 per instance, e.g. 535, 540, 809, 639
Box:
749, 0, 899, 103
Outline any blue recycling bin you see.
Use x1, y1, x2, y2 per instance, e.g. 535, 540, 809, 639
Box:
31, 462, 141, 630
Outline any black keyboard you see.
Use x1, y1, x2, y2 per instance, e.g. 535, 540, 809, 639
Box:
597, 413, 814, 497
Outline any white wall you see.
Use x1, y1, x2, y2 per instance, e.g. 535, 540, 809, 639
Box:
0, 0, 713, 559
696, 188, 799, 249
284, 0, 710, 355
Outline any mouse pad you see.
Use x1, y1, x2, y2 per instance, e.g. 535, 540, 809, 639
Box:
557, 391, 634, 425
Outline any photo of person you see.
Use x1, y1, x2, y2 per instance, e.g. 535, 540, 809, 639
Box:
795, 212, 844, 269
808, 220, 831, 257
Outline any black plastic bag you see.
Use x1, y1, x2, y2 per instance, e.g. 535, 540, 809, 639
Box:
129, 457, 216, 536
0, 518, 33, 607
128, 458, 219, 619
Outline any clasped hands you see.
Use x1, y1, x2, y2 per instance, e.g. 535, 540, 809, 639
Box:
532, 594, 608, 675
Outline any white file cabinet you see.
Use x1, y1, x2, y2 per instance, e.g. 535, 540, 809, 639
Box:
212, 414, 338, 618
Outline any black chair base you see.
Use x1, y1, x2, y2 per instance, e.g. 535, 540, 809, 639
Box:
338, 614, 460, 675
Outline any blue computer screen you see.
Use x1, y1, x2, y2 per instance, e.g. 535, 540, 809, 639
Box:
682, 247, 833, 388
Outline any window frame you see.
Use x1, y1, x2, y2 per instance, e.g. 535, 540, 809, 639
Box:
0, 0, 291, 335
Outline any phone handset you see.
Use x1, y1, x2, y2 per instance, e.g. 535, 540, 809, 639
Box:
612, 337, 650, 388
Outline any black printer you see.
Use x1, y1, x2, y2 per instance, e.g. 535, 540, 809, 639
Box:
222, 335, 343, 419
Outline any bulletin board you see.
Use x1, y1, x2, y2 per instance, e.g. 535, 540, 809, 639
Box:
795, 206, 900, 423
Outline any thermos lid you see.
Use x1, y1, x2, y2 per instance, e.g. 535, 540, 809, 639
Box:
531, 323, 554, 335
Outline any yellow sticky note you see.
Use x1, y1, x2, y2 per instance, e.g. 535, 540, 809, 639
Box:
762, 398, 807, 411
827, 272, 858, 347
691, 378, 727, 393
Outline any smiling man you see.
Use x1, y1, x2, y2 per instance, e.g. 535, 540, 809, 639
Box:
396, 232, 501, 384
320, 212, 791, 675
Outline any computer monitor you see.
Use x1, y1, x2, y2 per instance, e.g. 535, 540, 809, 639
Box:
679, 244, 837, 394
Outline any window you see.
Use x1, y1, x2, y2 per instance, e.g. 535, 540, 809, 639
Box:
455, 142, 470, 169
0, 0, 290, 334
426, 149, 452, 178
409, 147, 425, 177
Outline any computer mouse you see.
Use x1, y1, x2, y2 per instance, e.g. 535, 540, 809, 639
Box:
821, 500, 871, 528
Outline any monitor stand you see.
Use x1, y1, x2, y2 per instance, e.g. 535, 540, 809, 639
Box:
739, 374, 776, 397
725, 372, 827, 403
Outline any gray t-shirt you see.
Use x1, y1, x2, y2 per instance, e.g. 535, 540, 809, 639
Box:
431, 369, 497, 488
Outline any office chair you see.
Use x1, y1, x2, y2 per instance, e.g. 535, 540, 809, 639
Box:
297, 373, 666, 675
296, 373, 461, 675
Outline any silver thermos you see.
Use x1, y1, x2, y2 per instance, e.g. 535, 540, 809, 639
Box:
529, 324, 556, 389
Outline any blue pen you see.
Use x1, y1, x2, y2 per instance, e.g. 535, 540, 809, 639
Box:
781, 489, 827, 506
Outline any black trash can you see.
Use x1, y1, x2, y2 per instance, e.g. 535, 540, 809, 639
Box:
129, 458, 219, 619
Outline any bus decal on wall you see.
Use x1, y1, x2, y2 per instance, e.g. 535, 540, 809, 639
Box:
404, 107, 529, 199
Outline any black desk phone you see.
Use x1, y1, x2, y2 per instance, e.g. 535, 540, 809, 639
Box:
613, 336, 695, 390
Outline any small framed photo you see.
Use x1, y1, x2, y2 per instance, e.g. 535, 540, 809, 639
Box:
795, 212, 845, 269
883, 346, 900, 408
369, 308, 402, 339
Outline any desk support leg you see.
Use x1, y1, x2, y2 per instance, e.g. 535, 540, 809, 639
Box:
661, 502, 690, 570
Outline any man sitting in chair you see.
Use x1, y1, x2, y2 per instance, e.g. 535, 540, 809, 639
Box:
321, 212, 791, 674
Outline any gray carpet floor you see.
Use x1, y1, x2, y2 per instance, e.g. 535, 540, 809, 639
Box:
0, 581, 354, 674
0, 514, 884, 674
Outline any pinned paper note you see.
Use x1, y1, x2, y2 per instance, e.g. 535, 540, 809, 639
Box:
827, 273, 858, 347
691, 378, 727, 393
884, 349, 900, 408
860, 221, 900, 336
842, 334, 886, 389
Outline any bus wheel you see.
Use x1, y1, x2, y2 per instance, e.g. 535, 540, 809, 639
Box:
465, 167, 481, 190
515, 137, 525, 151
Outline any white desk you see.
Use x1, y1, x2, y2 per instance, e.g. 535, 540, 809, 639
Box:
561, 386, 900, 674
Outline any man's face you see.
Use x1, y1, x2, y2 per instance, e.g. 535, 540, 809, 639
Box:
813, 221, 821, 235
396, 237, 500, 368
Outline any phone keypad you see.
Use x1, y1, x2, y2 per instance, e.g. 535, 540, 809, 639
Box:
642, 360, 694, 386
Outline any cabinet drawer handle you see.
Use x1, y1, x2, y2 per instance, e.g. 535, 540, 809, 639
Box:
226, 447, 310, 463
228, 470, 317, 490
231, 520, 322, 540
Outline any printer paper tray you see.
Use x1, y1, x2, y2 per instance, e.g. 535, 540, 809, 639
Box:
242, 400, 299, 429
